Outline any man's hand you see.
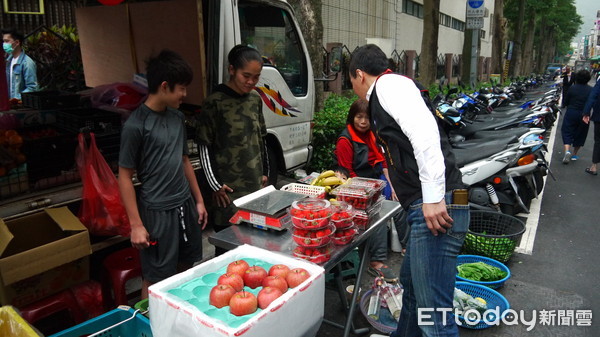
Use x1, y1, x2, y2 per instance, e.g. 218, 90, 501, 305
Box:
197, 202, 208, 229
583, 115, 590, 125
262, 175, 268, 187
213, 184, 234, 208
422, 199, 453, 236
130, 223, 150, 249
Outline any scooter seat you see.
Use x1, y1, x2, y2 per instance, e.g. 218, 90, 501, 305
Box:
452, 143, 509, 167
470, 127, 530, 140
451, 136, 518, 149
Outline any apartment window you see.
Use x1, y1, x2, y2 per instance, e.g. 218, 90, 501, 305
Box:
440, 13, 452, 27
452, 18, 465, 32
403, 0, 423, 19
480, 30, 486, 39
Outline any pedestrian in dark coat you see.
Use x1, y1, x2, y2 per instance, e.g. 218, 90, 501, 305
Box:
561, 70, 592, 164
561, 67, 574, 107
582, 78, 600, 175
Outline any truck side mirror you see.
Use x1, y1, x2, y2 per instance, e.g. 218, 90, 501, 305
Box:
329, 47, 342, 73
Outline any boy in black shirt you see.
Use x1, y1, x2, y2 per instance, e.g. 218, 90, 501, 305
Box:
118, 50, 207, 299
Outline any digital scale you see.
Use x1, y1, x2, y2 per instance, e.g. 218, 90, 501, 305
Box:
229, 186, 307, 231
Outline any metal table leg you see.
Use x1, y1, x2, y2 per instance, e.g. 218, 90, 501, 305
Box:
342, 240, 371, 337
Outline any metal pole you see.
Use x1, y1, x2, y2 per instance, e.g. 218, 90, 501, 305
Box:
470, 28, 479, 89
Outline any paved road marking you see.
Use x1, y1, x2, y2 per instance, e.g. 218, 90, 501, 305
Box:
515, 105, 560, 255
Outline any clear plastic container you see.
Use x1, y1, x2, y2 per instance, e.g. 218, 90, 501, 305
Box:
331, 226, 358, 245
292, 223, 335, 247
292, 243, 332, 264
354, 211, 369, 230
289, 198, 332, 229
330, 201, 354, 229
352, 196, 385, 230
335, 185, 378, 210
347, 177, 387, 203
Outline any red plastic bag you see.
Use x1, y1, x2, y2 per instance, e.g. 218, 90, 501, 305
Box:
76, 133, 130, 236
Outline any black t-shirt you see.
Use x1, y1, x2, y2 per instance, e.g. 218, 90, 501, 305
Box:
119, 104, 190, 210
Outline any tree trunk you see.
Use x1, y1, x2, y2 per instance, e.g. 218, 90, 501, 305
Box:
419, 0, 440, 85
287, 0, 324, 111
491, 0, 505, 75
510, 0, 526, 77
534, 19, 547, 74
520, 12, 535, 75
461, 27, 473, 87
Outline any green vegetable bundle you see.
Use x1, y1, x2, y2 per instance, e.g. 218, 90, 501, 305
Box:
457, 262, 508, 282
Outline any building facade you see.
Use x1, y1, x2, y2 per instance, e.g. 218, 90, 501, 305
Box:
321, 0, 494, 70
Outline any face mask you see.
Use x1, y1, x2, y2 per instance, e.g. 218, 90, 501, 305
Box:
3, 42, 13, 54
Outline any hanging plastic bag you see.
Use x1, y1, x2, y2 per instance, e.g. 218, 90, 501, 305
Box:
90, 82, 147, 112
76, 132, 130, 237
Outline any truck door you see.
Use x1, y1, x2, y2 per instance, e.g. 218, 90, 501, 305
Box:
235, 1, 315, 174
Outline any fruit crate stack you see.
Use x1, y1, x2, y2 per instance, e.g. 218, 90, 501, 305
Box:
21, 91, 80, 110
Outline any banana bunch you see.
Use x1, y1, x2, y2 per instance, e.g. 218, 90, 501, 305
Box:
310, 170, 346, 193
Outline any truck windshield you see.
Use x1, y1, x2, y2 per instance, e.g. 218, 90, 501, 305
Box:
239, 2, 308, 96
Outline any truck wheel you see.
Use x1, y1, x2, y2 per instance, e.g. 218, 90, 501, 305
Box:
267, 145, 278, 186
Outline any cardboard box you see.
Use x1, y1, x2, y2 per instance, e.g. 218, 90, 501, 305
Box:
0, 207, 91, 307
75, 0, 206, 105
149, 245, 325, 337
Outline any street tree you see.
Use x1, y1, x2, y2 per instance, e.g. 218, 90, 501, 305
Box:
287, 0, 324, 110
419, 0, 441, 86
491, 0, 506, 75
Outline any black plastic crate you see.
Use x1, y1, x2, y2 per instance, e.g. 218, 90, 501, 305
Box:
57, 108, 122, 134
21, 91, 81, 109
19, 126, 77, 182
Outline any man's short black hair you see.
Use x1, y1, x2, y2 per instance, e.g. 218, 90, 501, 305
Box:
574, 69, 591, 84
349, 44, 389, 78
1, 27, 24, 43
145, 49, 193, 94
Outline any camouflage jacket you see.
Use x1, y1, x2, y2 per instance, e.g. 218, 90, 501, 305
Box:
195, 84, 268, 197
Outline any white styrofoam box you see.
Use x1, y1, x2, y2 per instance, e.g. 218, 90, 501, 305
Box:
148, 244, 325, 337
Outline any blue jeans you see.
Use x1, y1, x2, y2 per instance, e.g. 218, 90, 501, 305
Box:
391, 191, 470, 337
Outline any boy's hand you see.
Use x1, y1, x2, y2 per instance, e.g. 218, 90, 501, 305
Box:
197, 202, 208, 229
214, 184, 234, 208
262, 175, 268, 187
422, 200, 453, 236
130, 223, 150, 249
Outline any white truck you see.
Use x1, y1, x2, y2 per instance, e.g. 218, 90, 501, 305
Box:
0, 0, 327, 218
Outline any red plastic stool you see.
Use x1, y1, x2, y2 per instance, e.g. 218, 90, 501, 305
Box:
20, 289, 85, 325
103, 247, 142, 306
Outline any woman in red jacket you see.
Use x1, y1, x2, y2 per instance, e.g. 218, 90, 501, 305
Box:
335, 99, 401, 282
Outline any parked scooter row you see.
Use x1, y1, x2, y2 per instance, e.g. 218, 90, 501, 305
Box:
432, 80, 559, 215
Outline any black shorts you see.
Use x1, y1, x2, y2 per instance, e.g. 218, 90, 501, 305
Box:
138, 197, 203, 283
